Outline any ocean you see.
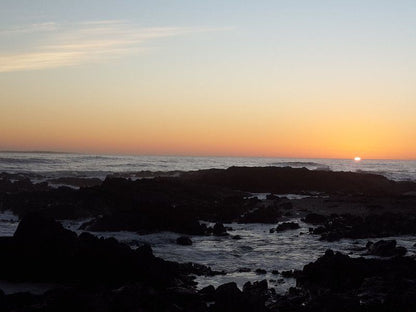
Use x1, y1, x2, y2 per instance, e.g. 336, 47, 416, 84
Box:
0, 152, 415, 182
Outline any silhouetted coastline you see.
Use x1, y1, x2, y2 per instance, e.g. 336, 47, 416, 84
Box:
0, 166, 416, 311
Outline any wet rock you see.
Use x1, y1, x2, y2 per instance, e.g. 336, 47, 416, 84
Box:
238, 267, 251, 273
0, 214, 186, 287
180, 262, 226, 277
366, 240, 407, 257
242, 280, 269, 308
286, 249, 416, 311
281, 270, 299, 278
302, 213, 327, 225
213, 281, 268, 312
212, 222, 228, 236
272, 270, 279, 275
266, 194, 279, 200
176, 236, 193, 246
181, 166, 416, 196
298, 249, 416, 292
275, 222, 300, 232
315, 213, 416, 241
279, 202, 293, 210
239, 206, 281, 223
47, 177, 102, 188
255, 268, 267, 275
232, 235, 242, 240
213, 282, 242, 311
199, 285, 215, 301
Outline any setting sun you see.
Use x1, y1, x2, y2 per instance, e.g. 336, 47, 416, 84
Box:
354, 157, 362, 161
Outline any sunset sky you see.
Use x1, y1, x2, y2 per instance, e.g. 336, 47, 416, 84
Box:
1, 1, 415, 159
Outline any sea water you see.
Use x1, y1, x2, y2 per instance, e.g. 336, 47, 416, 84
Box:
0, 152, 415, 182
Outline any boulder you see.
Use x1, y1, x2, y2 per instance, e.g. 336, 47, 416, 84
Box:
366, 240, 407, 257
255, 268, 267, 275
275, 222, 300, 232
176, 236, 193, 246
0, 214, 184, 287
212, 223, 228, 236
239, 206, 281, 223
302, 213, 327, 225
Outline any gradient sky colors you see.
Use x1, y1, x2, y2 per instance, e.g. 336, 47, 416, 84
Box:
1, 1, 415, 159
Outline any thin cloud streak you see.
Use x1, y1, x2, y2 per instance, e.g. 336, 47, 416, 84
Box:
0, 22, 58, 35
0, 21, 225, 72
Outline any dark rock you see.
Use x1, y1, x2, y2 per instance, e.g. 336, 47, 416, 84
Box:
212, 222, 228, 236
242, 280, 269, 308
214, 282, 241, 305
266, 194, 279, 200
281, 270, 297, 278
181, 166, 416, 196
176, 236, 193, 246
279, 202, 293, 210
272, 270, 279, 275
47, 177, 102, 188
313, 213, 416, 241
298, 249, 416, 292
180, 262, 226, 277
366, 240, 407, 257
213, 281, 268, 312
302, 213, 327, 225
255, 268, 267, 275
238, 267, 251, 273
199, 285, 215, 300
275, 222, 300, 232
0, 214, 184, 287
239, 206, 281, 223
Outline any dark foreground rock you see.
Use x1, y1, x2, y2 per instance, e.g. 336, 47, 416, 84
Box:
310, 213, 416, 241
0, 214, 274, 312
0, 213, 184, 287
269, 250, 416, 312
211, 281, 269, 312
2, 215, 416, 311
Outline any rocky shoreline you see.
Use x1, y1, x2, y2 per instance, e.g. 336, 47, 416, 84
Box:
0, 166, 416, 311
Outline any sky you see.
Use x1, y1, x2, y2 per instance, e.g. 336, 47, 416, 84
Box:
0, 0, 415, 159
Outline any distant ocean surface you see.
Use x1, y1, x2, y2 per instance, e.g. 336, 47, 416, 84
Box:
0, 152, 415, 182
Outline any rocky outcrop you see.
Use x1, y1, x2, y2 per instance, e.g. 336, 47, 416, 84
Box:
0, 213, 189, 287
211, 281, 269, 312
182, 166, 416, 196
366, 240, 407, 257
268, 250, 416, 311
177, 236, 193, 245
302, 213, 327, 225
274, 222, 300, 232
311, 213, 416, 241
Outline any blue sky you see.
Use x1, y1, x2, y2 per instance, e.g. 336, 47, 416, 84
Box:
1, 1, 415, 158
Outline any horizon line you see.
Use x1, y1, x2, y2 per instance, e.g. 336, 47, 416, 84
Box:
0, 150, 414, 161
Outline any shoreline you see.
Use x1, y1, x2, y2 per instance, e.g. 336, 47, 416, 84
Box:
0, 166, 416, 311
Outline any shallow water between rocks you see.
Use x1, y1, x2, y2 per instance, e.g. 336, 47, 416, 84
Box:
2, 211, 416, 294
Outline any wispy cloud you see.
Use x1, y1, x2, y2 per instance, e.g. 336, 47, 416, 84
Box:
0, 22, 58, 35
0, 21, 220, 72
